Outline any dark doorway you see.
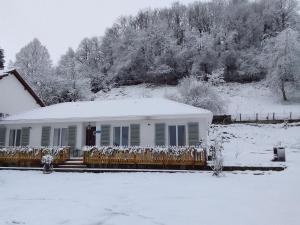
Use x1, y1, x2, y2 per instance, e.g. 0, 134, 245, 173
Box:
86, 126, 96, 146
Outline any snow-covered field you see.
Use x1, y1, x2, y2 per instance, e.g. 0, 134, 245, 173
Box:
95, 82, 300, 115
211, 122, 300, 167
1, 123, 300, 225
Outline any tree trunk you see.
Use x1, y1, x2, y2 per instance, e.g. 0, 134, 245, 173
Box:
281, 80, 288, 101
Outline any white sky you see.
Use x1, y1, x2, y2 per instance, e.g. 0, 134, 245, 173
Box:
0, 0, 196, 66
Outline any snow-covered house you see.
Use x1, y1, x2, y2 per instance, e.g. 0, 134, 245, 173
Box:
0, 69, 45, 116
0, 98, 212, 156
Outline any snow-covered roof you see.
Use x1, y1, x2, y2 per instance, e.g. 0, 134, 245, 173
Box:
0, 98, 213, 124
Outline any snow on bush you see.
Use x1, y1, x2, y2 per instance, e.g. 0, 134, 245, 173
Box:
166, 76, 225, 114
83, 146, 205, 156
209, 137, 224, 176
0, 146, 66, 156
207, 68, 225, 86
41, 154, 53, 164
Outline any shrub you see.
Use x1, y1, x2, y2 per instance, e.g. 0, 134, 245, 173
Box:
167, 76, 225, 114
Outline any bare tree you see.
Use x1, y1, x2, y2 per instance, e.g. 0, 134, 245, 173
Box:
56, 48, 79, 89
263, 28, 300, 101
13, 38, 53, 85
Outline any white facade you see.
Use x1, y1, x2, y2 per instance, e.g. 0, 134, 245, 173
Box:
0, 98, 213, 155
2, 117, 210, 149
0, 71, 43, 115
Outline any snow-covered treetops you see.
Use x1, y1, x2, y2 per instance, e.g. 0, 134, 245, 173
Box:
8, 0, 300, 106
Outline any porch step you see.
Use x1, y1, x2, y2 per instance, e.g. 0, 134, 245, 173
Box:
57, 164, 87, 168
64, 160, 84, 164
69, 157, 83, 161
57, 158, 86, 168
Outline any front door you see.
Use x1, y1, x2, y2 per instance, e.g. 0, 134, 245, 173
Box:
86, 126, 96, 146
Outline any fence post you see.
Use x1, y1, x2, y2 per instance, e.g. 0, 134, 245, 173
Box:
239, 113, 242, 121
290, 112, 292, 120
256, 113, 258, 121
273, 112, 275, 120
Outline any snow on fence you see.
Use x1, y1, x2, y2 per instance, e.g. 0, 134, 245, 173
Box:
231, 112, 300, 122
83, 146, 206, 169
0, 147, 70, 167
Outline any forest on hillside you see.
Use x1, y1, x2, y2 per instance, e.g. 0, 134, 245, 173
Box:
2, 0, 300, 106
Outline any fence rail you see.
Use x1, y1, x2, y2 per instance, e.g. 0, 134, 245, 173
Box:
213, 112, 300, 124
83, 147, 206, 169
232, 112, 300, 122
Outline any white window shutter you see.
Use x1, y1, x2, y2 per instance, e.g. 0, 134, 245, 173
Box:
155, 123, 165, 146
130, 124, 140, 146
101, 125, 110, 146
68, 126, 77, 149
41, 126, 51, 146
188, 123, 199, 146
21, 127, 30, 146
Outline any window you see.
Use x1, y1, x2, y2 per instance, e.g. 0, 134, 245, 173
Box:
113, 126, 129, 146
53, 128, 68, 146
53, 128, 60, 146
168, 125, 186, 146
9, 129, 22, 146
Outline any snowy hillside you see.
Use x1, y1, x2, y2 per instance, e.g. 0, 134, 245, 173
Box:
95, 82, 300, 115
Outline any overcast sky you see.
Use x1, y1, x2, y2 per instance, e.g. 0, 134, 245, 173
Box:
0, 0, 196, 66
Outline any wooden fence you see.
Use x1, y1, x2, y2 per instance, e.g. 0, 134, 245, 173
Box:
0, 147, 70, 167
232, 112, 300, 123
213, 112, 300, 124
83, 147, 206, 169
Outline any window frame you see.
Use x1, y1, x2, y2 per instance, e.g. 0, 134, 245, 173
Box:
113, 126, 130, 147
53, 127, 68, 147
9, 129, 22, 146
167, 125, 186, 147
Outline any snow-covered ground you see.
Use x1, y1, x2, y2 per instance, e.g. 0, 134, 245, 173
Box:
95, 82, 300, 115
1, 123, 300, 225
216, 82, 300, 115
210, 122, 300, 167
0, 167, 299, 225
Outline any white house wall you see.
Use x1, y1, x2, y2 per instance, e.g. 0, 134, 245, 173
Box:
96, 117, 210, 147
2, 117, 210, 149
0, 75, 41, 115
3, 122, 83, 149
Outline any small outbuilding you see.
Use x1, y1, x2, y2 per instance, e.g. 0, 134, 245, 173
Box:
0, 98, 213, 157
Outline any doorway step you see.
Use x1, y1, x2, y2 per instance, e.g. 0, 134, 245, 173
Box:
57, 157, 87, 169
